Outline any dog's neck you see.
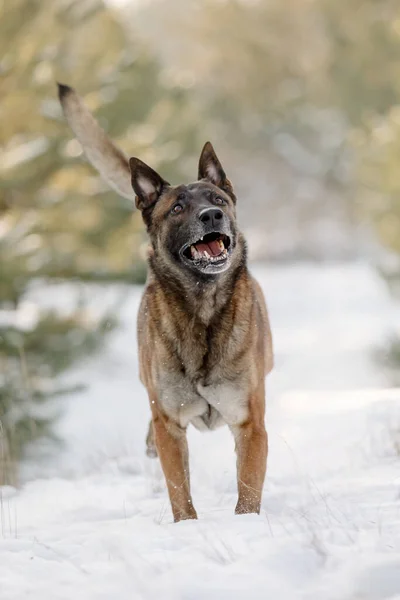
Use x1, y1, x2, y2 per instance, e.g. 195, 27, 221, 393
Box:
148, 241, 248, 326
188, 267, 245, 325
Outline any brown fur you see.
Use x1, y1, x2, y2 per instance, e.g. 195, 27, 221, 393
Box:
58, 84, 273, 522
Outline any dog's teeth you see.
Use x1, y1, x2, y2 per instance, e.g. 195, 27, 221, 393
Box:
218, 240, 224, 250
204, 250, 210, 258
190, 245, 196, 258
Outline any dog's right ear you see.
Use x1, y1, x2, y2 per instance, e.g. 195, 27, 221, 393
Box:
129, 157, 170, 212
198, 141, 235, 201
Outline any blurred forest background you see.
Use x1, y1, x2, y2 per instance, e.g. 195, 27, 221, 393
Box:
2, 0, 400, 483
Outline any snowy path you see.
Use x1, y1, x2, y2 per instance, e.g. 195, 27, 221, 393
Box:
1, 263, 400, 599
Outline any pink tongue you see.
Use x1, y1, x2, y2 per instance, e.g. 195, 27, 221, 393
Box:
196, 240, 222, 257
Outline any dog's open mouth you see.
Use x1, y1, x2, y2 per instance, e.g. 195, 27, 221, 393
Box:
183, 232, 231, 264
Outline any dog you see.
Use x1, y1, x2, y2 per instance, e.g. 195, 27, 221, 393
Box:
58, 84, 274, 522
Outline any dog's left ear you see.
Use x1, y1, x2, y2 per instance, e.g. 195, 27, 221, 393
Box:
198, 142, 235, 200
129, 157, 170, 212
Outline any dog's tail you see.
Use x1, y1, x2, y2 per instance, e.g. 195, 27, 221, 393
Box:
57, 83, 135, 202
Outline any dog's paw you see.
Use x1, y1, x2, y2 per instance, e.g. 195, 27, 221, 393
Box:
146, 446, 158, 459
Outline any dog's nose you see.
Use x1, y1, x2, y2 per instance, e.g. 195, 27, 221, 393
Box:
199, 207, 224, 228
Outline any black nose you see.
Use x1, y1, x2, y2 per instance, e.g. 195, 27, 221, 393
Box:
199, 207, 224, 228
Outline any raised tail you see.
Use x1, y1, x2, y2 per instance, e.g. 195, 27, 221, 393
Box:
57, 83, 135, 202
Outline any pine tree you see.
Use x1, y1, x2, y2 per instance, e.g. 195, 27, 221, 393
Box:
0, 0, 200, 484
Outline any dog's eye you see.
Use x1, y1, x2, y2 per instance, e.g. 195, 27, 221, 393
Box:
171, 203, 183, 215
215, 196, 227, 206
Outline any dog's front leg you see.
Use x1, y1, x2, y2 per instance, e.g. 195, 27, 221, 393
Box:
152, 408, 197, 522
232, 402, 268, 515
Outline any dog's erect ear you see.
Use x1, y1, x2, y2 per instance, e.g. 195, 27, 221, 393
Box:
198, 142, 234, 198
129, 157, 170, 211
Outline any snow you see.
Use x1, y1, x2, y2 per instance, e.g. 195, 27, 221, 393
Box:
1, 262, 400, 599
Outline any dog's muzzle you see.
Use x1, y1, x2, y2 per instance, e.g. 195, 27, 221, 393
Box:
180, 231, 232, 273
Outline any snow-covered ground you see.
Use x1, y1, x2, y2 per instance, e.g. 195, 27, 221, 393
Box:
1, 262, 400, 599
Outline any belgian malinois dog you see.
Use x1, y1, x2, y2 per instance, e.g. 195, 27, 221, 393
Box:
58, 84, 273, 522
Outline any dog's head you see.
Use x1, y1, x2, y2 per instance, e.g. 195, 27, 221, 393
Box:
57, 85, 243, 279
130, 143, 241, 277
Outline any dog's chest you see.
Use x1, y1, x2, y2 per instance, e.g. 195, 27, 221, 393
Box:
158, 367, 248, 430
196, 379, 248, 426
155, 295, 251, 429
